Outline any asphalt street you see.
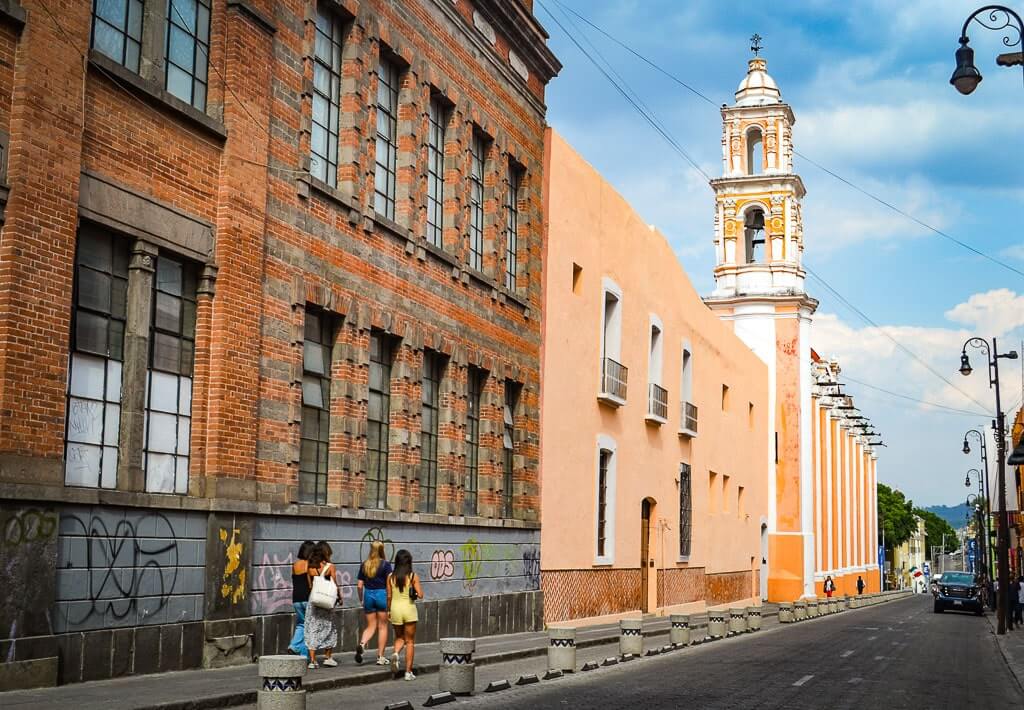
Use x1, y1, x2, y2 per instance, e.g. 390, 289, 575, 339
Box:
282, 595, 1021, 709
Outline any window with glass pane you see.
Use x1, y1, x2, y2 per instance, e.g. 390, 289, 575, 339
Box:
311, 4, 343, 187
502, 380, 519, 518
597, 449, 610, 557
374, 59, 399, 220
91, 0, 143, 71
367, 330, 394, 509
464, 367, 485, 516
469, 132, 487, 271
143, 255, 197, 494
300, 309, 334, 504
505, 164, 522, 290
419, 351, 445, 513
426, 97, 448, 248
679, 463, 692, 557
65, 227, 128, 489
165, 0, 211, 110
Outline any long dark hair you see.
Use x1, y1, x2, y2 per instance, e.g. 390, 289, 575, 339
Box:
308, 540, 333, 570
393, 548, 413, 591
297, 540, 316, 561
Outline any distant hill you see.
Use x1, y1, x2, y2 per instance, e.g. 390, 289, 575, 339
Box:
922, 503, 972, 529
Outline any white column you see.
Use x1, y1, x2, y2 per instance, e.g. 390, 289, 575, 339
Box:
844, 425, 853, 572
825, 409, 834, 572
814, 400, 822, 573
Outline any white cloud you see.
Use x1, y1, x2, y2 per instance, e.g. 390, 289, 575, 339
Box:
1001, 244, 1024, 262
944, 289, 1024, 338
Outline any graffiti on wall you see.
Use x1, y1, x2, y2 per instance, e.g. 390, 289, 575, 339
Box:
219, 528, 246, 605
360, 526, 394, 561
521, 547, 540, 589
253, 552, 293, 615
461, 538, 485, 591
1, 506, 59, 638
2, 508, 57, 548
430, 550, 456, 580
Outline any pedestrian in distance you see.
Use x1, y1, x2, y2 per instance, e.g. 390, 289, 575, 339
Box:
288, 540, 316, 656
387, 548, 424, 681
305, 540, 339, 669
356, 540, 393, 666
857, 575, 865, 595
1008, 575, 1020, 630
824, 575, 836, 598
1015, 576, 1024, 626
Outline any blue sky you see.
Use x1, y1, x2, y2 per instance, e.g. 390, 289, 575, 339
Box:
540, 0, 1024, 508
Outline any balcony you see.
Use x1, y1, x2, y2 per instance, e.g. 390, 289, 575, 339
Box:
646, 383, 668, 424
679, 401, 698, 438
598, 357, 628, 407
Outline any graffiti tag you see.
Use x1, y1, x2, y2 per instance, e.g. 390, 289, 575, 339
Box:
461, 539, 484, 592
522, 547, 540, 589
2, 509, 57, 548
253, 552, 293, 615
219, 528, 246, 605
430, 549, 456, 580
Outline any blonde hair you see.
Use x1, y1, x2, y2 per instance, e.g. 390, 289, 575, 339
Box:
362, 540, 386, 579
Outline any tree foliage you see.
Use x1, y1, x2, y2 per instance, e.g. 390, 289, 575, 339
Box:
877, 483, 916, 550
914, 508, 960, 558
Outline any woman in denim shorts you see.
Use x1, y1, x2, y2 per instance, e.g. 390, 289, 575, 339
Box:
355, 540, 393, 665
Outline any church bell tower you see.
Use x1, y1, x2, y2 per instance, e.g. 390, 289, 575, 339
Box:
705, 41, 818, 601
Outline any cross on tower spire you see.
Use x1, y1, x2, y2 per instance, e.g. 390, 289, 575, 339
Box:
750, 33, 763, 56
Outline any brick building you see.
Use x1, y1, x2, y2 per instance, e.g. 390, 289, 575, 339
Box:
0, 0, 558, 687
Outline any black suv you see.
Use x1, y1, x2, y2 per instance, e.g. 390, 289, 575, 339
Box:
933, 571, 984, 615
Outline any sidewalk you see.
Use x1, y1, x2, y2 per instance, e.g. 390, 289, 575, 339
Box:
986, 613, 1024, 693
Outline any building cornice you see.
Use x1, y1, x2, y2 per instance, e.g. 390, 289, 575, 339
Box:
710, 173, 806, 199
474, 0, 562, 84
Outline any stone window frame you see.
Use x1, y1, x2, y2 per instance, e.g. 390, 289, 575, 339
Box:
310, 0, 346, 188
678, 462, 692, 559
463, 365, 487, 517
425, 91, 452, 249
373, 50, 403, 222
594, 433, 617, 565
366, 329, 398, 510
299, 305, 338, 505
467, 126, 491, 273
503, 156, 525, 292
90, 0, 145, 72
502, 378, 521, 519
418, 349, 447, 513
163, 0, 212, 111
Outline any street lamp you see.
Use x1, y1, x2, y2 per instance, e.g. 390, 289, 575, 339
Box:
959, 336, 1019, 634
951, 5, 1024, 95
965, 467, 989, 580
963, 427, 994, 582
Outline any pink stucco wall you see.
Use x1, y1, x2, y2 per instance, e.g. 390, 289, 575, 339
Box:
540, 130, 769, 618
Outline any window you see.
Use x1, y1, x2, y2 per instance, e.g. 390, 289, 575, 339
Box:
464, 366, 486, 516
505, 162, 523, 290
143, 254, 197, 494
165, 0, 211, 110
679, 463, 692, 557
572, 263, 582, 293
709, 470, 718, 513
91, 0, 143, 71
597, 449, 611, 558
744, 208, 766, 264
299, 309, 334, 504
367, 331, 395, 509
747, 126, 763, 175
468, 131, 488, 271
502, 380, 520, 518
647, 320, 667, 421
748, 402, 754, 429
681, 348, 693, 404
374, 58, 399, 220
65, 227, 128, 488
599, 279, 626, 402
722, 474, 731, 513
721, 384, 730, 411
419, 351, 446, 513
311, 3, 343, 187
426, 96, 448, 248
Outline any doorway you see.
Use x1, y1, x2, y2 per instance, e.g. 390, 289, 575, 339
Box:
760, 523, 769, 600
641, 498, 654, 612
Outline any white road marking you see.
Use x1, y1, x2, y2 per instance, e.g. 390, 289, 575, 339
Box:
867, 635, 877, 641
793, 675, 814, 687
849, 677, 863, 684
874, 656, 887, 661
841, 650, 855, 658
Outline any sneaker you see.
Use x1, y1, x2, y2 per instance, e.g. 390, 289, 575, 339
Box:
404, 671, 416, 681
390, 652, 399, 676
322, 657, 338, 668
307, 662, 317, 670
375, 656, 391, 666
355, 643, 364, 664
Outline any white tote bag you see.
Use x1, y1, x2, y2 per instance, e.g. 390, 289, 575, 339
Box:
309, 563, 338, 610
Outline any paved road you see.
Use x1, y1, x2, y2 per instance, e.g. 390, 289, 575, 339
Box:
290, 595, 1021, 709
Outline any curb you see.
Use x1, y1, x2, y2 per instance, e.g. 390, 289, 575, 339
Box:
983, 609, 1024, 695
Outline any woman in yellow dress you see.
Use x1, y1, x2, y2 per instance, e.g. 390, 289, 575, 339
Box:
387, 548, 424, 680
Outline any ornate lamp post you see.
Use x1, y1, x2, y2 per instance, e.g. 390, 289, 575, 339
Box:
951, 5, 1024, 94
965, 469, 989, 577
960, 337, 1019, 633
963, 428, 994, 580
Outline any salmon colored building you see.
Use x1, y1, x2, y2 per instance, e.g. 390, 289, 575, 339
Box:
705, 54, 880, 601
539, 129, 770, 623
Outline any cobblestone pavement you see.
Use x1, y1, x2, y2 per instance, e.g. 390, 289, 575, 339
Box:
289, 595, 1020, 709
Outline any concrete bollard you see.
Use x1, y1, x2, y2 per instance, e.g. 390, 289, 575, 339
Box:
807, 600, 818, 617
746, 606, 761, 631
779, 602, 795, 623
794, 601, 807, 621
828, 599, 837, 614
728, 608, 748, 635
439, 638, 476, 696
258, 655, 307, 710
669, 614, 691, 646
707, 611, 727, 639
547, 628, 576, 673
619, 619, 643, 657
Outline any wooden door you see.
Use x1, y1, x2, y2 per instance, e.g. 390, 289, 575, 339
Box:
641, 499, 652, 612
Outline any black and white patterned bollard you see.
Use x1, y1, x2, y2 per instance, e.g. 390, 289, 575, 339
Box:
439, 638, 476, 696
257, 655, 307, 710
746, 606, 761, 631
794, 600, 807, 621
778, 602, 794, 623
707, 611, 727, 639
548, 627, 576, 672
669, 614, 690, 646
728, 608, 747, 635
619, 619, 643, 656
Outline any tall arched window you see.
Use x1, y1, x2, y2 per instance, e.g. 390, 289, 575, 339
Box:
744, 208, 766, 263
746, 127, 763, 175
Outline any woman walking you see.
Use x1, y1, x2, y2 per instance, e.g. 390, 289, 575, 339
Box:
356, 540, 393, 665
387, 549, 424, 681
288, 540, 315, 656
304, 540, 338, 669
823, 575, 835, 599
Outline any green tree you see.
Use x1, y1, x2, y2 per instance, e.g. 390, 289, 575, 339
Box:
877, 483, 915, 550
914, 508, 960, 559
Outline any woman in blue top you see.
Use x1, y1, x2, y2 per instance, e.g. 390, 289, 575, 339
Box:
355, 540, 393, 664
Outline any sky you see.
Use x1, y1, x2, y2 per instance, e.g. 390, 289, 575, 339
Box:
539, 0, 1024, 508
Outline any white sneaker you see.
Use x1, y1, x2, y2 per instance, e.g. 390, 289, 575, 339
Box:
307, 662, 317, 670
404, 671, 416, 681
376, 656, 391, 666
322, 657, 337, 667
390, 652, 399, 675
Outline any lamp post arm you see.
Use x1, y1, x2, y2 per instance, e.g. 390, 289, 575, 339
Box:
960, 5, 1024, 88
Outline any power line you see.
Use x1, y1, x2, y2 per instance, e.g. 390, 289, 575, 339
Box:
841, 374, 989, 417
550, 0, 1024, 280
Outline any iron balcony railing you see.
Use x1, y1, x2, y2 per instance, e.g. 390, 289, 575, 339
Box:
648, 383, 668, 420
600, 357, 628, 401
682, 401, 698, 434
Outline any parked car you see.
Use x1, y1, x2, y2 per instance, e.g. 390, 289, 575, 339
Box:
933, 571, 984, 615
929, 574, 943, 595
